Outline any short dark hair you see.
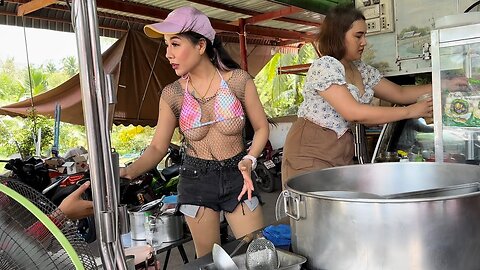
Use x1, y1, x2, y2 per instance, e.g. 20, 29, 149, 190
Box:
316, 5, 366, 60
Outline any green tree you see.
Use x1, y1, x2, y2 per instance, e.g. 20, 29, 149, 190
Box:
62, 56, 79, 77
18, 66, 48, 100
3, 109, 54, 158
0, 116, 23, 157
0, 73, 23, 105
1, 57, 17, 75
110, 125, 156, 155
57, 122, 87, 154
0, 59, 24, 104
45, 61, 57, 73
47, 72, 71, 89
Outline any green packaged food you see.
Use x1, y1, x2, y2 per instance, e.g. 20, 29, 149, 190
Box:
444, 92, 473, 126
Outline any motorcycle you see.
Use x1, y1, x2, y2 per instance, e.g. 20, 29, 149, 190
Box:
253, 140, 283, 193
120, 143, 182, 206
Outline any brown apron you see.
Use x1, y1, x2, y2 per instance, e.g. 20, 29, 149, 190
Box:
281, 117, 354, 186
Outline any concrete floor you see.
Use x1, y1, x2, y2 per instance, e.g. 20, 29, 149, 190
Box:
155, 188, 283, 269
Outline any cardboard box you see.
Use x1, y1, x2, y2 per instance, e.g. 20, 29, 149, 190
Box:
44, 158, 64, 169
63, 154, 88, 175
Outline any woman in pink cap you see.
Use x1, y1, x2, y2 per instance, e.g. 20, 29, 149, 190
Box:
120, 6, 269, 257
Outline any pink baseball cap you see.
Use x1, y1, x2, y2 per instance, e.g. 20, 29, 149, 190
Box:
144, 6, 216, 43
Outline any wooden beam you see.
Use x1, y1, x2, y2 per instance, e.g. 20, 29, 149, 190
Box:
17, 0, 57, 16
96, 0, 172, 20
239, 18, 248, 71
188, 0, 320, 27
8, 0, 310, 41
95, 0, 307, 40
0, 8, 280, 46
245, 6, 303, 25
278, 63, 311, 75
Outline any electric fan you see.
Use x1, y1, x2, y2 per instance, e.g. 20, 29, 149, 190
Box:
0, 177, 98, 270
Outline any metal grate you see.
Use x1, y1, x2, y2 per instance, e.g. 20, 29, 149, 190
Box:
0, 178, 97, 270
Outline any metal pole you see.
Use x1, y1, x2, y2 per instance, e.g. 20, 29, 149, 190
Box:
72, 0, 126, 269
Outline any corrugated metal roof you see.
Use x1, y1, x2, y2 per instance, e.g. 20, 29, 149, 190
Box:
1, 0, 325, 44
126, 0, 321, 32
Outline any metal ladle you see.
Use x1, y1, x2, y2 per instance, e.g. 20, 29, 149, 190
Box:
212, 243, 239, 270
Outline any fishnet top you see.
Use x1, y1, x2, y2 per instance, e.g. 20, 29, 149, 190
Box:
161, 69, 251, 160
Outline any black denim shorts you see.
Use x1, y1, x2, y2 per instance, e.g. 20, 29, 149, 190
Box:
177, 152, 261, 213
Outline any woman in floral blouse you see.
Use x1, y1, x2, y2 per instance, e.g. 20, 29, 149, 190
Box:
281, 5, 433, 186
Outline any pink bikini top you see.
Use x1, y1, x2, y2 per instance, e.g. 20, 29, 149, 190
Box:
179, 70, 245, 132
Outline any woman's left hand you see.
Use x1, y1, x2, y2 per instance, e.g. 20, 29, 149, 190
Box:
237, 159, 255, 201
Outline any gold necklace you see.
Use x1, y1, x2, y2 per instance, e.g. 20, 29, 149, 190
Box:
190, 70, 216, 99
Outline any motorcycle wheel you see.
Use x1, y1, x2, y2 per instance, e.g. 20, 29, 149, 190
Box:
254, 163, 275, 193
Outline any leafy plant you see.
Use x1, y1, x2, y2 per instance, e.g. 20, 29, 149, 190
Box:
12, 109, 53, 159
254, 44, 317, 117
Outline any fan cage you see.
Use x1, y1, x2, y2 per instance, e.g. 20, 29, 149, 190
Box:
0, 177, 97, 270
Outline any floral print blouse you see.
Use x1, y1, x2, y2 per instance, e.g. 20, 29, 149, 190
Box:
297, 56, 382, 138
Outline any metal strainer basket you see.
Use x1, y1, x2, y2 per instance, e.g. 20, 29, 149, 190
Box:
245, 238, 279, 270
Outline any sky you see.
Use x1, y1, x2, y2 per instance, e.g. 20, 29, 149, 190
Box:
0, 25, 116, 67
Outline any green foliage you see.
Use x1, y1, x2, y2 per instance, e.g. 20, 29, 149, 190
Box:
19, 66, 49, 99
0, 59, 78, 158
0, 72, 23, 105
45, 61, 57, 73
1, 57, 17, 74
110, 125, 156, 156
7, 109, 54, 158
0, 58, 24, 105
62, 56, 79, 77
254, 44, 317, 117
0, 116, 23, 156
47, 72, 71, 89
58, 123, 87, 153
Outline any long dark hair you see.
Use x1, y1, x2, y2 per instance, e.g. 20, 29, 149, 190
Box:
180, 31, 240, 71
317, 5, 365, 60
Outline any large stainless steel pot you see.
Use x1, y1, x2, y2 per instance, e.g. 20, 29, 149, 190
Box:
284, 162, 480, 270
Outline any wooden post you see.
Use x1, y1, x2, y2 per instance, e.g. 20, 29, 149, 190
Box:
239, 18, 248, 72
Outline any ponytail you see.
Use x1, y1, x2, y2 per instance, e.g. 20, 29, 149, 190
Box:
209, 37, 240, 71
180, 32, 240, 71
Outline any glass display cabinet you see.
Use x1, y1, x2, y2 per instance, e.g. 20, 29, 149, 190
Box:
431, 13, 480, 163
372, 13, 480, 164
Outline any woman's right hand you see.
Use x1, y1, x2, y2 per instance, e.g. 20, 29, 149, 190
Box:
407, 98, 433, 119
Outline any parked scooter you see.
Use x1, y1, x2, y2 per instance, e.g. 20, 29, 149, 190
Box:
253, 140, 283, 193
120, 143, 182, 206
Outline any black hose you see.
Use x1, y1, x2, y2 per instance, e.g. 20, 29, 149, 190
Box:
465, 1, 480, 12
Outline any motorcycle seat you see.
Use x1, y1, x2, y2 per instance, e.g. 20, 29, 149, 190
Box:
162, 164, 180, 179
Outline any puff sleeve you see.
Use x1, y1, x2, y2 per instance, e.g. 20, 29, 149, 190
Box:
303, 56, 347, 95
